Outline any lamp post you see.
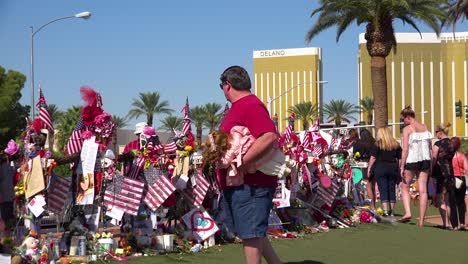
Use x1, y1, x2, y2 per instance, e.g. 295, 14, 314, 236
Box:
267, 80, 328, 116
30, 11, 91, 119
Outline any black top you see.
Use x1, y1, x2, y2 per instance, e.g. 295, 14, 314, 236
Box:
353, 140, 374, 162
433, 138, 455, 179
370, 145, 401, 164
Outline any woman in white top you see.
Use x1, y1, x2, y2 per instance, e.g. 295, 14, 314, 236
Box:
399, 106, 432, 227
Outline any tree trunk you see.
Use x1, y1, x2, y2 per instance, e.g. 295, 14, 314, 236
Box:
367, 113, 373, 125
370, 56, 388, 129
196, 126, 203, 146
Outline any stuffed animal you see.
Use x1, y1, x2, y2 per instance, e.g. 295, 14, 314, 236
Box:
203, 126, 290, 187
21, 237, 40, 262
101, 149, 116, 181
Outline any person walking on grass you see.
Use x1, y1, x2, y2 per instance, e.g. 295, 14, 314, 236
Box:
217, 66, 281, 264
353, 129, 377, 209
368, 127, 401, 217
432, 123, 456, 229
399, 106, 432, 226
450, 137, 467, 230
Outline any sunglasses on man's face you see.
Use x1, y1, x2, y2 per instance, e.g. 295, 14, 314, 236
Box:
219, 82, 225, 90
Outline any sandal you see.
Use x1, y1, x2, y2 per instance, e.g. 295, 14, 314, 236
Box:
397, 216, 412, 223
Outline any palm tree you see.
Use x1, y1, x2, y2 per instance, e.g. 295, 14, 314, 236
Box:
127, 92, 173, 126
359, 96, 374, 125
112, 115, 128, 152
323, 100, 359, 127
288, 101, 318, 130
112, 115, 127, 129
190, 106, 206, 145
159, 115, 183, 134
203, 102, 222, 133
443, 0, 468, 30
306, 0, 446, 129
56, 106, 81, 152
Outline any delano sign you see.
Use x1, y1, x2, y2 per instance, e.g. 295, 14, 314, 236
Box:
253, 47, 321, 59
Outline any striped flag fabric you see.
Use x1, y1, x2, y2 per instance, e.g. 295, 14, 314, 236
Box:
47, 175, 71, 214
313, 144, 323, 157
315, 180, 340, 207
163, 142, 178, 153
284, 113, 295, 143
181, 97, 192, 136
128, 156, 145, 179
302, 131, 311, 148
104, 177, 144, 216
187, 172, 210, 207
143, 175, 176, 211
36, 85, 54, 130
65, 116, 86, 155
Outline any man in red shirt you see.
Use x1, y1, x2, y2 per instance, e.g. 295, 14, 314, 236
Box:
123, 122, 147, 154
121, 122, 146, 176
218, 66, 280, 264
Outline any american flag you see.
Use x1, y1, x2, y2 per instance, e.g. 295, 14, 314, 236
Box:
47, 175, 71, 214
284, 113, 295, 143
163, 142, 178, 153
36, 85, 54, 130
302, 131, 311, 148
181, 97, 192, 136
65, 116, 85, 155
315, 179, 340, 207
104, 176, 144, 216
144, 175, 176, 211
127, 156, 145, 179
185, 171, 210, 207
313, 144, 323, 157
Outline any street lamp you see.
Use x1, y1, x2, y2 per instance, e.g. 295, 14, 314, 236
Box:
267, 80, 328, 116
30, 11, 92, 119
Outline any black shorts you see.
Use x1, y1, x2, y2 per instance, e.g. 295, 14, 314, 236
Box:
404, 160, 430, 171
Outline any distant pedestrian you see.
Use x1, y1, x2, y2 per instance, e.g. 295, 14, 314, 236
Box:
399, 106, 432, 226
450, 137, 467, 230
368, 127, 401, 216
353, 129, 376, 209
432, 123, 456, 229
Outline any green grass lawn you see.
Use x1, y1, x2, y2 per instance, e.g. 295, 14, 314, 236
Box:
112, 203, 468, 264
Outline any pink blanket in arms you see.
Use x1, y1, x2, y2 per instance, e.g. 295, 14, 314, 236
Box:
218, 126, 288, 187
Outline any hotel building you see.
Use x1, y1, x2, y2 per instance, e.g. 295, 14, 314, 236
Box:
358, 32, 468, 137
253, 47, 323, 132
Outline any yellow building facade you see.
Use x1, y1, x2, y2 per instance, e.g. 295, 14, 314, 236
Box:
253, 47, 323, 132
358, 32, 468, 138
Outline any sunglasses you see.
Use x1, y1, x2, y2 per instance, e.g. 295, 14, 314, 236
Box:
219, 80, 228, 90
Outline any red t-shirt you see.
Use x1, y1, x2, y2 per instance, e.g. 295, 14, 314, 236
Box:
123, 139, 140, 154
218, 94, 278, 189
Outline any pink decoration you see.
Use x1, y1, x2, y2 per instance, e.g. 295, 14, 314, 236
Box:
4, 139, 19, 155
143, 126, 156, 138
82, 130, 95, 140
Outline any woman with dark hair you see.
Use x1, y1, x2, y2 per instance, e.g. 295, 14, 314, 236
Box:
450, 137, 467, 230
346, 128, 359, 149
432, 123, 456, 229
353, 129, 376, 209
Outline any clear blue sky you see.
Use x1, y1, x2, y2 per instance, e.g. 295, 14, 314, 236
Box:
1, 0, 467, 129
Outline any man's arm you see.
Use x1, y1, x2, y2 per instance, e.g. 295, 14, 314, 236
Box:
238, 132, 277, 171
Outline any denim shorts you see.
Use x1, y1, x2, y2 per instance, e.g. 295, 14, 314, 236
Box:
220, 185, 275, 239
